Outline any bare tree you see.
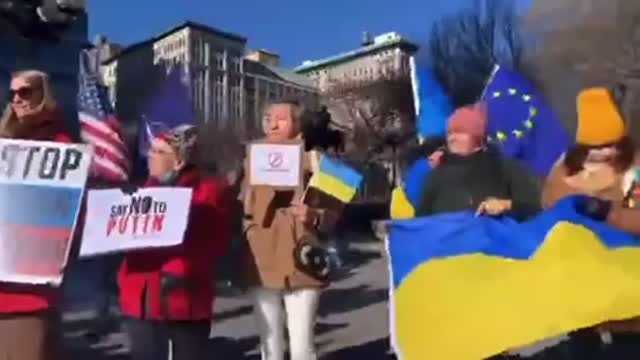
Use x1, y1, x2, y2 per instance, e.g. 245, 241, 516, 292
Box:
614, 14, 640, 141
324, 73, 415, 194
430, 0, 524, 108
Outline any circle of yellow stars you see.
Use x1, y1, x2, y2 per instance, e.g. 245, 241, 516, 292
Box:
486, 88, 537, 143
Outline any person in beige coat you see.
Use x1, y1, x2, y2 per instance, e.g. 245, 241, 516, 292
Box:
242, 99, 338, 360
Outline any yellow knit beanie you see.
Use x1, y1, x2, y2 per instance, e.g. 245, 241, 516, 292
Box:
576, 87, 625, 146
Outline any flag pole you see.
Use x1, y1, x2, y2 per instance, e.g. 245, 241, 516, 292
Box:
480, 64, 501, 101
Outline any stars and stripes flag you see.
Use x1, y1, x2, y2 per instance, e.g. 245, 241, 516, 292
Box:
78, 49, 130, 182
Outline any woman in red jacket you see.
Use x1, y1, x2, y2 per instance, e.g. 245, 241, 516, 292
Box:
118, 124, 229, 360
0, 70, 72, 360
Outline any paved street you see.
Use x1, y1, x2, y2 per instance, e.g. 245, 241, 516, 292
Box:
61, 235, 393, 359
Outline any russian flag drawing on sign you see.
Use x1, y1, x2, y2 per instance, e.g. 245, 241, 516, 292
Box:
0, 139, 91, 286
0, 184, 83, 278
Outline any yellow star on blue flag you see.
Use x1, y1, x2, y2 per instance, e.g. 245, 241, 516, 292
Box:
481, 65, 569, 176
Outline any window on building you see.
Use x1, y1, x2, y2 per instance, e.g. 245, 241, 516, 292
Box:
216, 52, 225, 70
231, 58, 242, 73
193, 42, 199, 64
268, 83, 277, 100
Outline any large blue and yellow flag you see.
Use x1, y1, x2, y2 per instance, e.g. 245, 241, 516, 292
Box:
410, 57, 453, 141
482, 65, 569, 177
388, 195, 640, 360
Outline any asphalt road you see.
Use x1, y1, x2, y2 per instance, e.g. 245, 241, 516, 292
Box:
61, 235, 393, 359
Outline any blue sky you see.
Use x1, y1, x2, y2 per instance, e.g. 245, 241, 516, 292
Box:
88, 0, 531, 68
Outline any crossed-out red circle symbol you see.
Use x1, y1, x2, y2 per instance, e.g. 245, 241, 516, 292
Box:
268, 152, 284, 169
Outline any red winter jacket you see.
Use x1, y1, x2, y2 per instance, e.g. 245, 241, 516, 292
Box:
0, 109, 72, 314
118, 167, 230, 320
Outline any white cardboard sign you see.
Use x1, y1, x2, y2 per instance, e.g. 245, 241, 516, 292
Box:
79, 187, 193, 257
249, 143, 302, 188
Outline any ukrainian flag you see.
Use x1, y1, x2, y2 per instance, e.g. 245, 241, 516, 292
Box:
390, 158, 432, 220
388, 195, 640, 360
309, 154, 362, 203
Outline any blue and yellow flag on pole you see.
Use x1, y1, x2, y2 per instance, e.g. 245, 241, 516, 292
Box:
390, 158, 432, 220
309, 154, 363, 203
482, 65, 569, 177
388, 196, 640, 360
410, 57, 452, 141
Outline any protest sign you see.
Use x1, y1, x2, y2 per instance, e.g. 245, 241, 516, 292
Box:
248, 142, 303, 188
0, 139, 91, 286
79, 187, 193, 257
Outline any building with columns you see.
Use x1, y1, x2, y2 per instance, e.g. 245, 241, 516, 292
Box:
99, 21, 316, 142
294, 32, 418, 93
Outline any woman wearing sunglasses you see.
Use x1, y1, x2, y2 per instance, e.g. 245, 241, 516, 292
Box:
1, 70, 71, 142
0, 70, 71, 360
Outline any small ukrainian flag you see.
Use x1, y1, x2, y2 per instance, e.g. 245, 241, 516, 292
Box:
309, 154, 363, 203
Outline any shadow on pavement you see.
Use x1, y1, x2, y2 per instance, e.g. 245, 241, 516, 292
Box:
63, 345, 128, 360
344, 248, 381, 269
214, 304, 253, 322
210, 336, 260, 359
318, 285, 388, 317
322, 337, 395, 360
316, 321, 349, 336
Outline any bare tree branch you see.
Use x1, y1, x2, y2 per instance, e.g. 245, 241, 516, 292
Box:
429, 0, 524, 108
324, 72, 415, 164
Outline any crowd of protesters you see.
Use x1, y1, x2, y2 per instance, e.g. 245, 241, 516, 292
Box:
3, 68, 640, 360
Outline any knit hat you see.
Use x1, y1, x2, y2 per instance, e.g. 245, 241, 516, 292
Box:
447, 102, 487, 138
576, 88, 625, 146
157, 124, 199, 164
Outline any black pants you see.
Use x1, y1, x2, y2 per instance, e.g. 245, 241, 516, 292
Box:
124, 318, 211, 360
487, 341, 572, 360
587, 332, 640, 360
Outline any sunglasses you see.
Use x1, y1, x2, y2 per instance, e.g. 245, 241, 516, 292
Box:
9, 87, 34, 102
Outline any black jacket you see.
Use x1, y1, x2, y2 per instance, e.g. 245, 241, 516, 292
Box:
415, 148, 541, 221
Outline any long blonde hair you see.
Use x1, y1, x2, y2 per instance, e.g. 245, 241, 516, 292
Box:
0, 70, 58, 138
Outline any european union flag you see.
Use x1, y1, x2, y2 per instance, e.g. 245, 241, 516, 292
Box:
388, 196, 640, 360
482, 65, 569, 177
410, 57, 452, 140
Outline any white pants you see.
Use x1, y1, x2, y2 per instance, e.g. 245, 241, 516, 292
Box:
251, 287, 321, 360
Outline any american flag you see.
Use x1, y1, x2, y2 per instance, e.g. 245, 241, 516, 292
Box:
78, 49, 130, 182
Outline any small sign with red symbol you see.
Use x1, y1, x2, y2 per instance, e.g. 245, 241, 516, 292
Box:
249, 142, 303, 188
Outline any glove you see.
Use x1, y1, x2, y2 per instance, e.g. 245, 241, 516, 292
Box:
574, 196, 612, 222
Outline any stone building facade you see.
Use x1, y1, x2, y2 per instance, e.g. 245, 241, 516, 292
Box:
294, 32, 418, 93
99, 21, 316, 143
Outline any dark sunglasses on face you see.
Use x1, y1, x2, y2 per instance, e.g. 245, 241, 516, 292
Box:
9, 87, 34, 101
